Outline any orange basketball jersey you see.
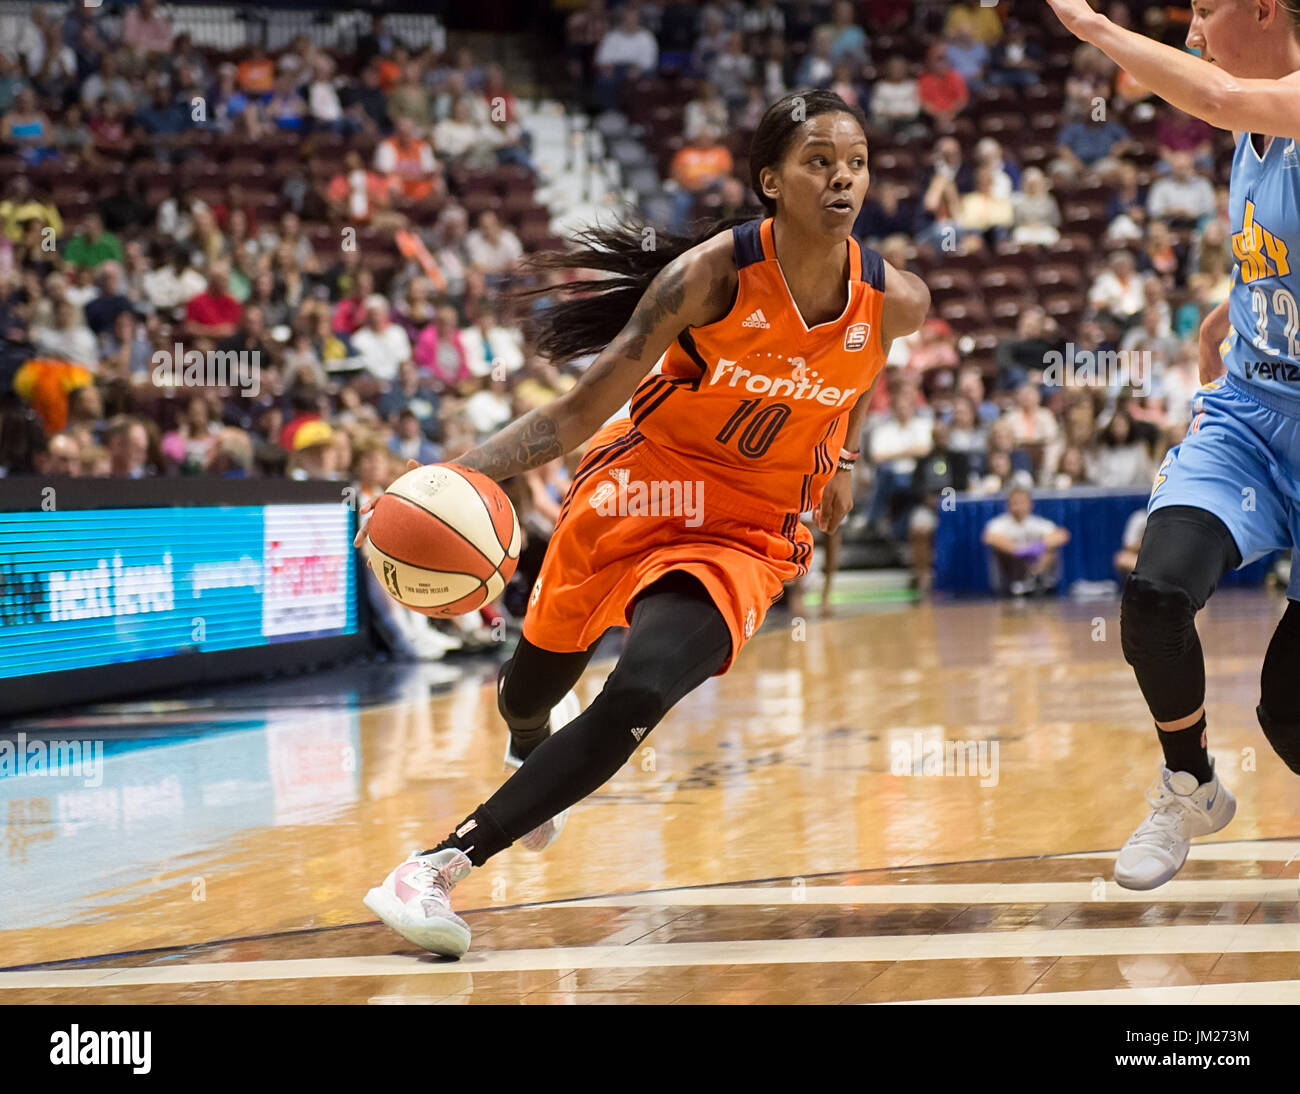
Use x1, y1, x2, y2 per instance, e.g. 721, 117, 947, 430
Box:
522, 218, 890, 671
628, 216, 888, 518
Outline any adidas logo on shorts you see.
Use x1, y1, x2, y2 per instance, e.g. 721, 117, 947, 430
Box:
741, 308, 770, 329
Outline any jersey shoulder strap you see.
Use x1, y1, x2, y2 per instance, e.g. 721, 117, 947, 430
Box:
731, 217, 766, 271
855, 240, 885, 291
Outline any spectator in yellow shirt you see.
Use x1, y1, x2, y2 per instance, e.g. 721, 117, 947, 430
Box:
0, 176, 61, 243
943, 1, 1003, 46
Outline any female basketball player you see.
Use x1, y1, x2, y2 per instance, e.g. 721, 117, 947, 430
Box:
359, 89, 931, 955
1048, 0, 1300, 889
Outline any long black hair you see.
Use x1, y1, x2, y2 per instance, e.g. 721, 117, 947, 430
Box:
515, 89, 869, 363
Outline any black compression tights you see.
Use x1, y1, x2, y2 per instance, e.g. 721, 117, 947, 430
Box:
431, 571, 734, 866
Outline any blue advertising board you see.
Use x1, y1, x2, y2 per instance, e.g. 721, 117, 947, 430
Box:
0, 503, 358, 680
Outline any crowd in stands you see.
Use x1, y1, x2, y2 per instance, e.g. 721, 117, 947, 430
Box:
0, 1, 582, 644
0, 0, 1247, 614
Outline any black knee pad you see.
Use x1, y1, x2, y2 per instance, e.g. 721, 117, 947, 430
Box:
1257, 703, 1300, 775
1120, 573, 1198, 668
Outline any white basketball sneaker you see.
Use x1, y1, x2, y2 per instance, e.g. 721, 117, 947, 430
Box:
1114, 761, 1236, 890
363, 848, 473, 957
503, 689, 582, 851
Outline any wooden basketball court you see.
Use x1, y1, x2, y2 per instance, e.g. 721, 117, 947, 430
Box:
3, 592, 1297, 1004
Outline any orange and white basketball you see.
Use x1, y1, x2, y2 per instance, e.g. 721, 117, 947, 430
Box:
364, 464, 521, 617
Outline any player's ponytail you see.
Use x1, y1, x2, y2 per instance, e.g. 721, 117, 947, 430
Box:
517, 89, 867, 364
515, 214, 757, 364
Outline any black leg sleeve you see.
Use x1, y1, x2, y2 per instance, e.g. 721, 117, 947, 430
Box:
435, 571, 733, 865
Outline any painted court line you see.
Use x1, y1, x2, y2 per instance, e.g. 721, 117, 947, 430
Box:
546, 879, 1299, 907
4, 924, 1300, 990
899, 979, 1300, 1005
1063, 840, 1300, 863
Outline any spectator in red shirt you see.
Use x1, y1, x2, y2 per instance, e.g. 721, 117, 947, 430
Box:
332, 268, 375, 335
918, 42, 969, 125
185, 263, 243, 340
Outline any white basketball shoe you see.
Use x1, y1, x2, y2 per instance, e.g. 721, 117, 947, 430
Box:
503, 689, 582, 851
363, 848, 473, 957
1114, 760, 1236, 890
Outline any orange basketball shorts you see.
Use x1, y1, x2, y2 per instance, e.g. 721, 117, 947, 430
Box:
521, 418, 813, 674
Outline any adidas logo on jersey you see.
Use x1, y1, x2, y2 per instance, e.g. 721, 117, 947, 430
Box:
741, 308, 770, 329
1285, 141, 1299, 169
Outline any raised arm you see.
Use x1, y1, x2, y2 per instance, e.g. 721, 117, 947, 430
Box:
451, 237, 737, 482
1048, 0, 1300, 138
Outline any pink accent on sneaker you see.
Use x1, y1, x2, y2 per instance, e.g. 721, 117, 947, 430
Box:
392, 861, 424, 904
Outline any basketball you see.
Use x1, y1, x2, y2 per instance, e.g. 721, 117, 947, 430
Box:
364, 464, 521, 617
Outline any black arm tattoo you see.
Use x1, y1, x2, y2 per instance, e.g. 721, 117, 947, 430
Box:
615, 259, 689, 363
457, 260, 700, 482
638, 260, 687, 329
455, 411, 564, 481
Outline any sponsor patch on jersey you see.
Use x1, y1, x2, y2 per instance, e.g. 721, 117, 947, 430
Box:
844, 323, 870, 352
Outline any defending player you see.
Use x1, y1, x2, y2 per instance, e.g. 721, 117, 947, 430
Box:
1049, 0, 1300, 888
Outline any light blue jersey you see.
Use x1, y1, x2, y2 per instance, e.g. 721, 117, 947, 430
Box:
1221, 132, 1300, 410
1149, 132, 1300, 591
